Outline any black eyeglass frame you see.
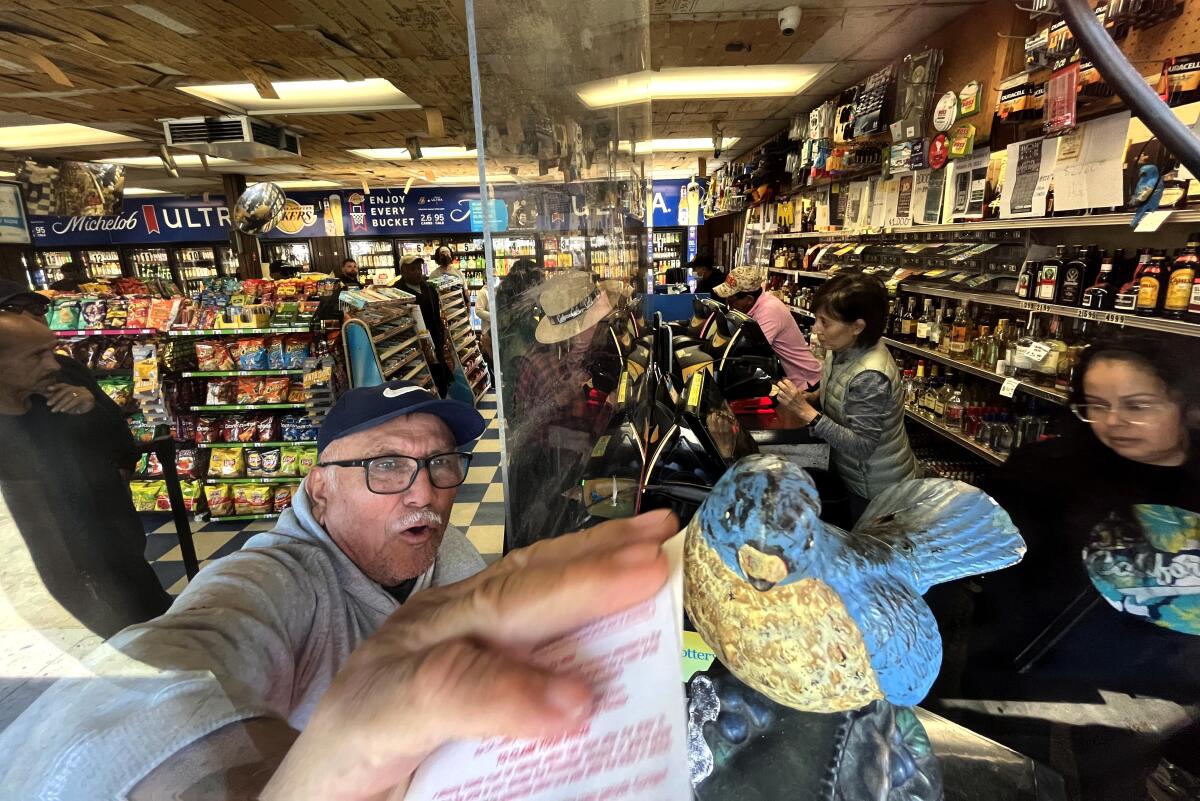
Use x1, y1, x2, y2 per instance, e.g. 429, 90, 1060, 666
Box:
316, 451, 474, 494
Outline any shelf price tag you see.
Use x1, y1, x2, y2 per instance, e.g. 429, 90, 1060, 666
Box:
1000, 377, 1020, 398
1021, 342, 1052, 362
1134, 210, 1172, 232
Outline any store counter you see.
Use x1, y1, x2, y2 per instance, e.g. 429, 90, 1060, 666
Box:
736, 399, 830, 471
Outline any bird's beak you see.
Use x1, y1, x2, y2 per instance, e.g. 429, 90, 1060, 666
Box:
737, 543, 790, 592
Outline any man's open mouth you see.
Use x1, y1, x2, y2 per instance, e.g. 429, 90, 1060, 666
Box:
398, 525, 435, 544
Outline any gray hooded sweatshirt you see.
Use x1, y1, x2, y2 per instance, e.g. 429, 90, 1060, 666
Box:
0, 481, 486, 799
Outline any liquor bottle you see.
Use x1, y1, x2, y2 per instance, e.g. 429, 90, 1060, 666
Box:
1056, 245, 1086, 306
971, 325, 991, 366
1164, 234, 1198, 319
987, 319, 1007, 371
950, 302, 970, 356
1114, 250, 1147, 312
1135, 253, 1168, 316
907, 361, 926, 408
915, 299, 932, 346
1035, 316, 1067, 388
928, 300, 945, 351
1036, 245, 1066, 302
1015, 261, 1037, 299
933, 372, 951, 419
1012, 317, 1040, 382
944, 379, 966, 432
1081, 255, 1116, 310
887, 297, 904, 337
900, 297, 917, 342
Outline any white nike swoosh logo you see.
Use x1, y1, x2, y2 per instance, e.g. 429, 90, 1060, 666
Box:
382, 386, 424, 399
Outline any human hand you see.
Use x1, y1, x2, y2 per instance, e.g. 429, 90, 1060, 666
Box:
773, 380, 819, 424
262, 509, 680, 801
42, 383, 95, 415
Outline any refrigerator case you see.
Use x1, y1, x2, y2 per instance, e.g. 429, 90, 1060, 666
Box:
173, 245, 220, 290
80, 249, 123, 280
127, 247, 174, 285
264, 241, 312, 272
31, 250, 73, 289
651, 228, 685, 283
216, 246, 237, 277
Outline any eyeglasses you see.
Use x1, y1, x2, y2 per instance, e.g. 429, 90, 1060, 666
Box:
317, 452, 473, 494
1, 300, 50, 317
1070, 401, 1173, 426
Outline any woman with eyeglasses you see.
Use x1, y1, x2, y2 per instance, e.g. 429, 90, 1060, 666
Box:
958, 332, 1200, 801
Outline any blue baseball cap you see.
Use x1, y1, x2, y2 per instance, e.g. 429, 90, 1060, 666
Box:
317, 380, 486, 454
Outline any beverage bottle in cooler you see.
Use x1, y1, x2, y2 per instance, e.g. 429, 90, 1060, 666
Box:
1036, 245, 1066, 302
1135, 253, 1168, 316
1114, 250, 1148, 312
1164, 234, 1198, 319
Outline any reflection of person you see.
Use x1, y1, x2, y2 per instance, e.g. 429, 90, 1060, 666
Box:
689, 255, 727, 295
773, 274, 917, 520
397, 255, 451, 397
494, 257, 544, 417
0, 285, 171, 637
714, 265, 822, 390
49, 260, 87, 291
0, 380, 521, 798
961, 334, 1200, 801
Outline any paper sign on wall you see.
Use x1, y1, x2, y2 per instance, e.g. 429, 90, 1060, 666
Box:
1053, 111, 1130, 213
1000, 137, 1057, 218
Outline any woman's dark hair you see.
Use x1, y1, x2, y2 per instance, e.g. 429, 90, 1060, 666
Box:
497, 257, 543, 307
811, 273, 888, 346
433, 245, 454, 266
1070, 332, 1200, 409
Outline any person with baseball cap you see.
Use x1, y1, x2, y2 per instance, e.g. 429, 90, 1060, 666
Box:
713, 265, 822, 390
0, 376, 681, 801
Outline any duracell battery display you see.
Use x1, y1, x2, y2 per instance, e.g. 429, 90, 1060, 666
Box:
996, 80, 1045, 121
1162, 52, 1200, 105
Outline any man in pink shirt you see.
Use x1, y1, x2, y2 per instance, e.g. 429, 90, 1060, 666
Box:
713, 266, 823, 389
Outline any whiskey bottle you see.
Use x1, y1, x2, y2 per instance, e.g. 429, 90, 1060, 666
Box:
915, 299, 933, 346
900, 297, 917, 342
1135, 253, 1168, 316
1081, 255, 1115, 310
950, 302, 970, 356
1164, 234, 1198, 319
1114, 250, 1148, 312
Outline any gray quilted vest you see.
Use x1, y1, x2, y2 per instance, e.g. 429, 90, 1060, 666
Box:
820, 341, 918, 499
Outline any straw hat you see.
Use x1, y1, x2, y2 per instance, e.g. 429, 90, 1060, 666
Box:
535, 271, 613, 344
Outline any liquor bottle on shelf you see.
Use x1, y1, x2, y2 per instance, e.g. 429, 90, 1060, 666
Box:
1015, 261, 1037, 299
1164, 234, 1198, 320
1114, 251, 1147, 312
1135, 252, 1169, 316
915, 299, 932, 346
944, 378, 966, 432
971, 325, 991, 367
1036, 245, 1066, 302
1056, 245, 1087, 306
907, 361, 926, 408
900, 297, 917, 342
1081, 254, 1116, 310
928, 300, 945, 351
1035, 316, 1067, 388
950, 302, 970, 356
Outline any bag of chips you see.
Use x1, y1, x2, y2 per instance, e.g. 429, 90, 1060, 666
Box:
79, 298, 106, 329
128, 414, 158, 444
129, 480, 164, 512
275, 447, 299, 477
104, 298, 129, 329
97, 377, 133, 408
195, 340, 235, 371
180, 480, 203, 512
259, 447, 284, 477
232, 416, 258, 442
236, 376, 267, 405
246, 448, 264, 477
236, 337, 268, 371
273, 483, 298, 512
126, 297, 151, 329
233, 485, 273, 515
286, 381, 306, 403
266, 336, 286, 370
262, 376, 290, 404
176, 448, 199, 479
282, 335, 310, 368
147, 297, 181, 331
207, 447, 245, 478
255, 414, 277, 442
48, 299, 80, 331
296, 446, 318, 477
206, 378, 236, 405
205, 483, 235, 516
194, 415, 218, 443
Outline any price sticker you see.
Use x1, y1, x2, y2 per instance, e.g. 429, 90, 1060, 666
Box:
1021, 342, 1052, 362
1000, 377, 1020, 398
1135, 210, 1172, 232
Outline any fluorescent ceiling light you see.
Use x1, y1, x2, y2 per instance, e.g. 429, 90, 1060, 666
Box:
0, 123, 139, 149
619, 137, 739, 154
576, 65, 829, 108
432, 175, 517, 185
0, 170, 14, 178
349, 146, 478, 161
253, 179, 340, 189
177, 78, 419, 115
122, 187, 169, 196
106, 154, 238, 167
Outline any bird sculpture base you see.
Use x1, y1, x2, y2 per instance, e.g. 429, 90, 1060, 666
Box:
688, 664, 943, 801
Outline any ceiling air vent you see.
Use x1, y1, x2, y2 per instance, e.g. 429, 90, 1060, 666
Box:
161, 115, 301, 160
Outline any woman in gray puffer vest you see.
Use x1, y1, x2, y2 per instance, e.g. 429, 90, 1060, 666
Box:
775, 273, 918, 523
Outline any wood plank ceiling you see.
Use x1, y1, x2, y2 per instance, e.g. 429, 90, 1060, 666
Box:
0, 0, 984, 192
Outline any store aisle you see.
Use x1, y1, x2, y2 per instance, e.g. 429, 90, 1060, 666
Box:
145, 394, 506, 595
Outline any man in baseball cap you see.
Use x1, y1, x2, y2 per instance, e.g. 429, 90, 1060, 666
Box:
713, 265, 822, 390
0, 279, 51, 317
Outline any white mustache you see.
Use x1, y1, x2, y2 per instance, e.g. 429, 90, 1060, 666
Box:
394, 508, 444, 530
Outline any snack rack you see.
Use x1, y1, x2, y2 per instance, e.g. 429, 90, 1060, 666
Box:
432, 275, 489, 404
340, 287, 436, 391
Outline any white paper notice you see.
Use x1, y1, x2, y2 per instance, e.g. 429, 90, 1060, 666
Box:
1053, 111, 1130, 213
1000, 137, 1056, 218
406, 553, 690, 801
999, 377, 1020, 399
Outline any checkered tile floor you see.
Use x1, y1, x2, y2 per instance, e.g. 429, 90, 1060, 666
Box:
145, 394, 505, 595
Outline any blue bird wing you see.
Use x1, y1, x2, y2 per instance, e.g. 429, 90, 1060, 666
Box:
832, 570, 942, 706
852, 478, 1025, 593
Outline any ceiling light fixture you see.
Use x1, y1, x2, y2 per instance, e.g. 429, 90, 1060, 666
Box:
618, 137, 740, 154
431, 174, 518, 185
348, 146, 478, 161
252, 179, 341, 189
105, 154, 238, 167
0, 123, 139, 150
575, 65, 829, 108
177, 78, 419, 116
0, 170, 15, 178
122, 187, 170, 196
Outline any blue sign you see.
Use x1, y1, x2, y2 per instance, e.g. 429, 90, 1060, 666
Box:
651, 178, 707, 228
29, 196, 231, 246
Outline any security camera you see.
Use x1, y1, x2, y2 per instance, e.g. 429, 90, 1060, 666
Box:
778, 5, 801, 36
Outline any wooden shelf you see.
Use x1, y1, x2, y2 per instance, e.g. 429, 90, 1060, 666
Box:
882, 337, 1068, 404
